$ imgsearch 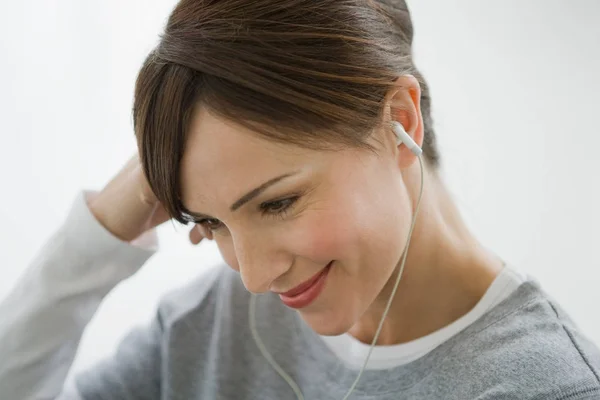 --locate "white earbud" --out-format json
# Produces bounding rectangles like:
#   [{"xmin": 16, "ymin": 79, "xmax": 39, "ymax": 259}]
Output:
[{"xmin": 391, "ymin": 121, "xmax": 422, "ymax": 157}]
